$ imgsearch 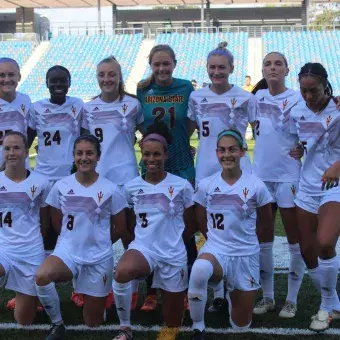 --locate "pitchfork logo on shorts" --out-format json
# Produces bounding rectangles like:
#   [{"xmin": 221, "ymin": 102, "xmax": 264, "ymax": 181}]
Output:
[
  {"xmin": 168, "ymin": 186, "xmax": 174, "ymax": 197},
  {"xmin": 230, "ymin": 98, "xmax": 237, "ymax": 109},
  {"xmin": 122, "ymin": 104, "xmax": 128, "ymax": 115},
  {"xmin": 250, "ymin": 277, "xmax": 256, "ymax": 287},
  {"xmin": 291, "ymin": 185, "xmax": 297, "ymax": 196},
  {"xmin": 97, "ymin": 191, "xmax": 104, "ymax": 203},
  {"xmin": 180, "ymin": 269, "xmax": 185, "ymax": 280},
  {"xmin": 103, "ymin": 273, "xmax": 108, "ymax": 286},
  {"xmin": 242, "ymin": 187, "xmax": 249, "ymax": 200},
  {"xmin": 30, "ymin": 185, "xmax": 37, "ymax": 198},
  {"xmin": 326, "ymin": 115, "xmax": 333, "ymax": 128},
  {"xmin": 282, "ymin": 99, "xmax": 289, "ymax": 111}
]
